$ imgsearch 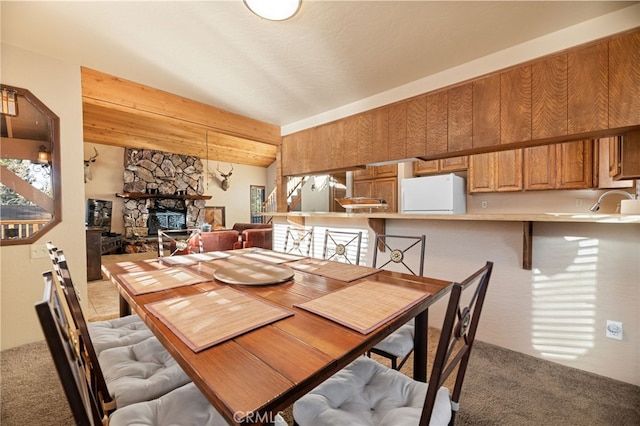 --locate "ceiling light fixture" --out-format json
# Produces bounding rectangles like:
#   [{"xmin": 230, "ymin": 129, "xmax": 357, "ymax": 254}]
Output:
[{"xmin": 243, "ymin": 0, "xmax": 301, "ymax": 21}]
